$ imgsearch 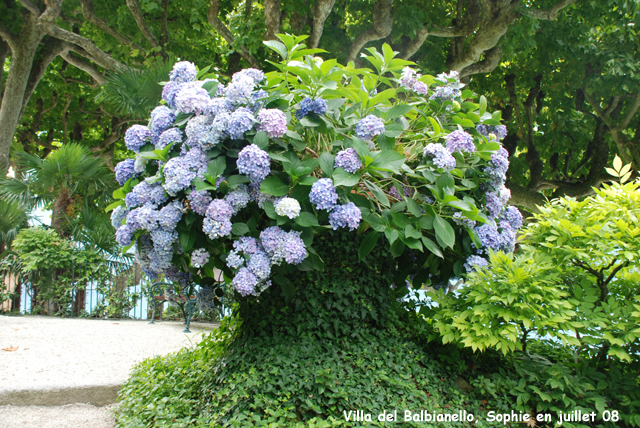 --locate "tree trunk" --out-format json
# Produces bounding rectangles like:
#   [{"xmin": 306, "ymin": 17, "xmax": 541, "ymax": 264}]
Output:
[
  {"xmin": 51, "ymin": 193, "xmax": 72, "ymax": 235},
  {"xmin": 0, "ymin": 15, "xmax": 44, "ymax": 175}
]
